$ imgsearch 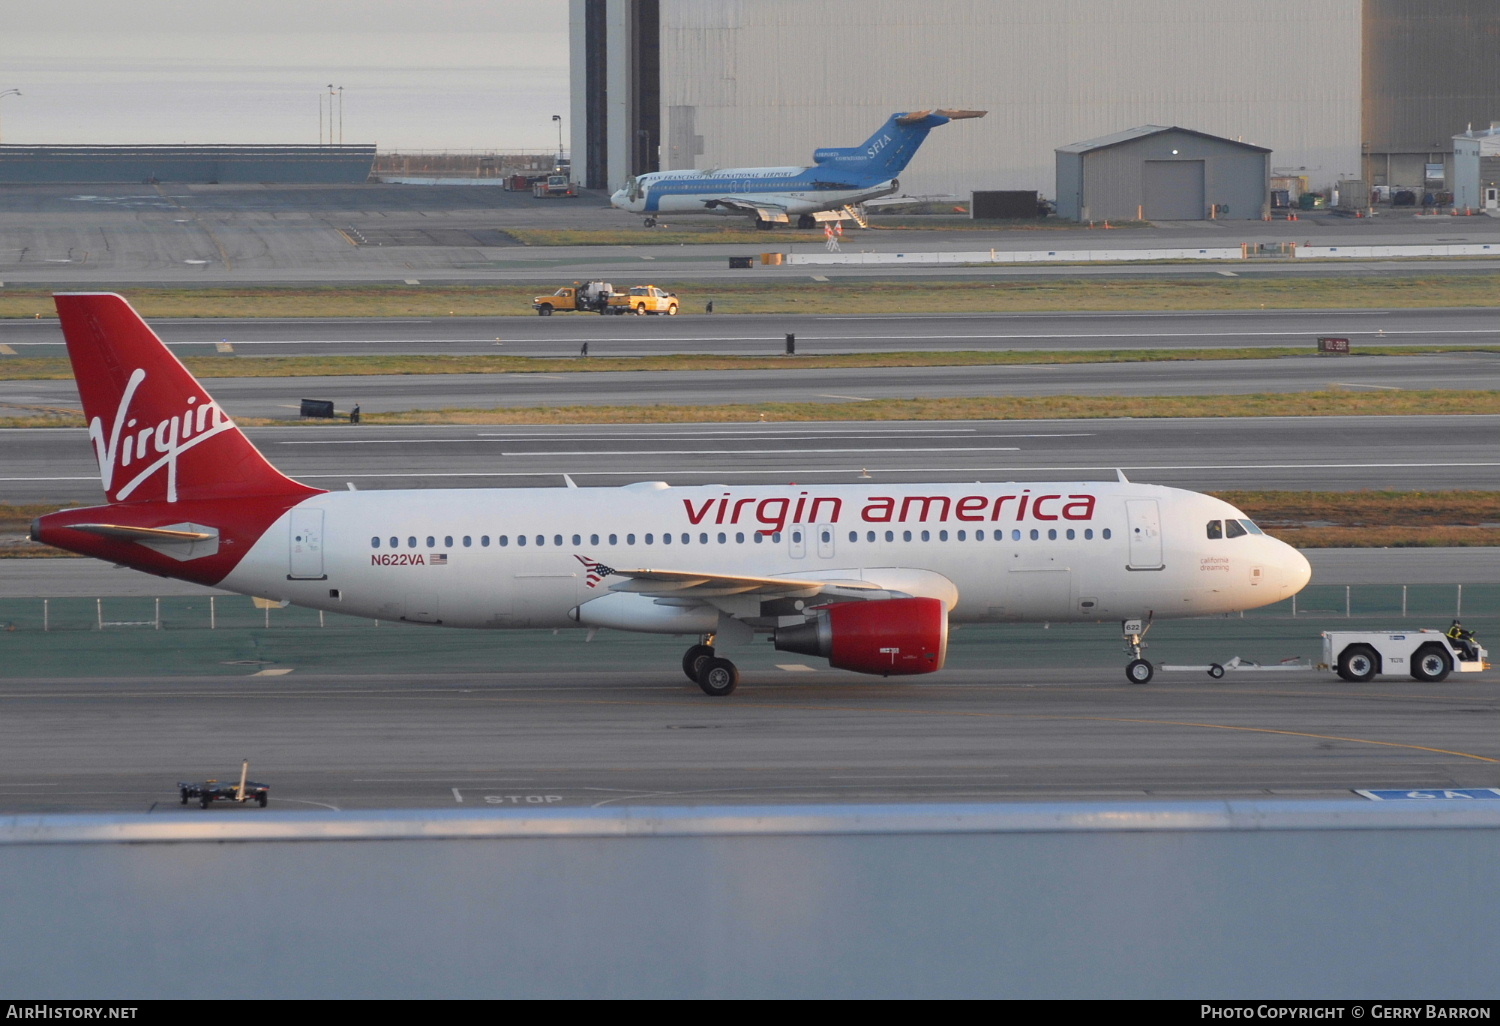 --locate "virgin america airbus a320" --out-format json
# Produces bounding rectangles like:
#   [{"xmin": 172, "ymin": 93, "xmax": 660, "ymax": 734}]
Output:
[{"xmin": 32, "ymin": 294, "xmax": 1311, "ymax": 695}]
